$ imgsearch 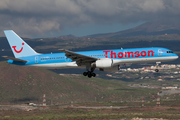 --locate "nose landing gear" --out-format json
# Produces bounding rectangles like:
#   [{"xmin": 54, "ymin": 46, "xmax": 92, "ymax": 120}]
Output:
[
  {"xmin": 155, "ymin": 69, "xmax": 159, "ymax": 72},
  {"xmin": 155, "ymin": 62, "xmax": 161, "ymax": 72}
]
